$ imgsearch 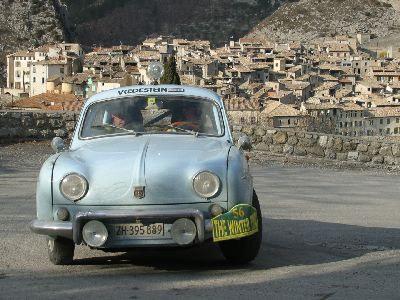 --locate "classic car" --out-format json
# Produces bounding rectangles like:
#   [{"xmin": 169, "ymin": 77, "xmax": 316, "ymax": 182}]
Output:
[{"xmin": 30, "ymin": 84, "xmax": 262, "ymax": 265}]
